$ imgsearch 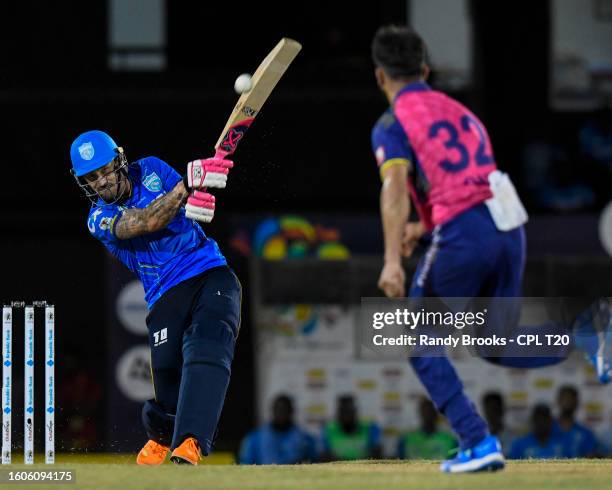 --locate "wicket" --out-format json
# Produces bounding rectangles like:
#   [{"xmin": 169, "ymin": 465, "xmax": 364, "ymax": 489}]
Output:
[{"xmin": 2, "ymin": 301, "xmax": 55, "ymax": 465}]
